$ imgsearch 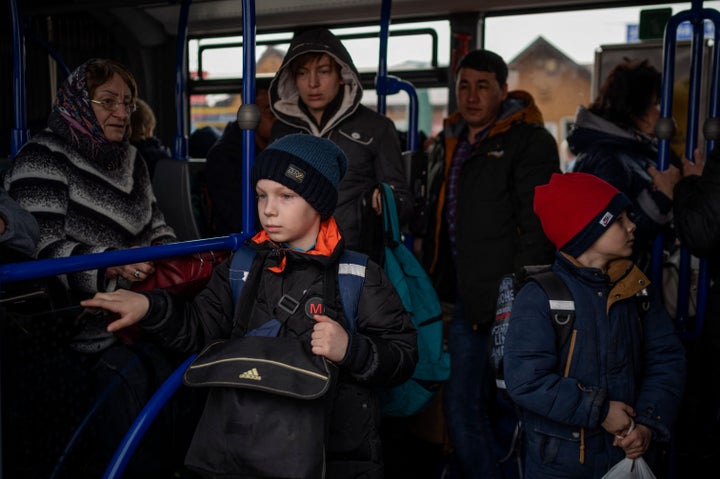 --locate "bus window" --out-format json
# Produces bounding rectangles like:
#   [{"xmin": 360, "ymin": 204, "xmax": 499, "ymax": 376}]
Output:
[
  {"xmin": 187, "ymin": 21, "xmax": 450, "ymax": 138},
  {"xmin": 483, "ymin": 1, "xmax": 720, "ymax": 153}
]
